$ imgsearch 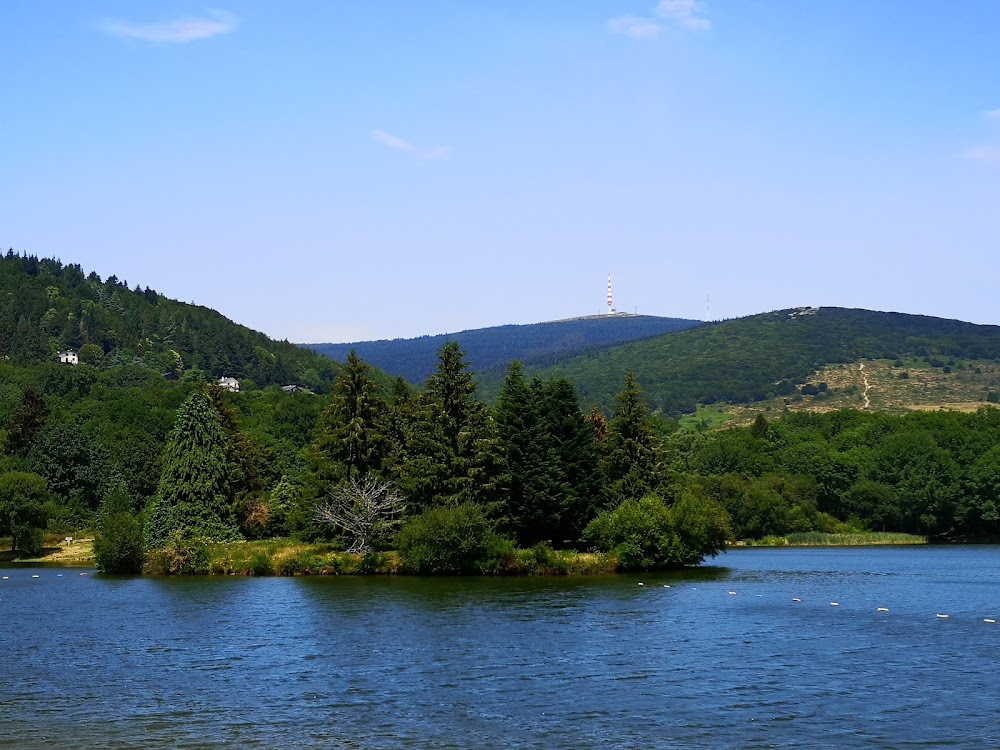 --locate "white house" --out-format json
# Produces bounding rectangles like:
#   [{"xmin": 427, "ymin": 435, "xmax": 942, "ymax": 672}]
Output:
[
  {"xmin": 218, "ymin": 376, "xmax": 240, "ymax": 392},
  {"xmin": 57, "ymin": 350, "xmax": 79, "ymax": 366}
]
